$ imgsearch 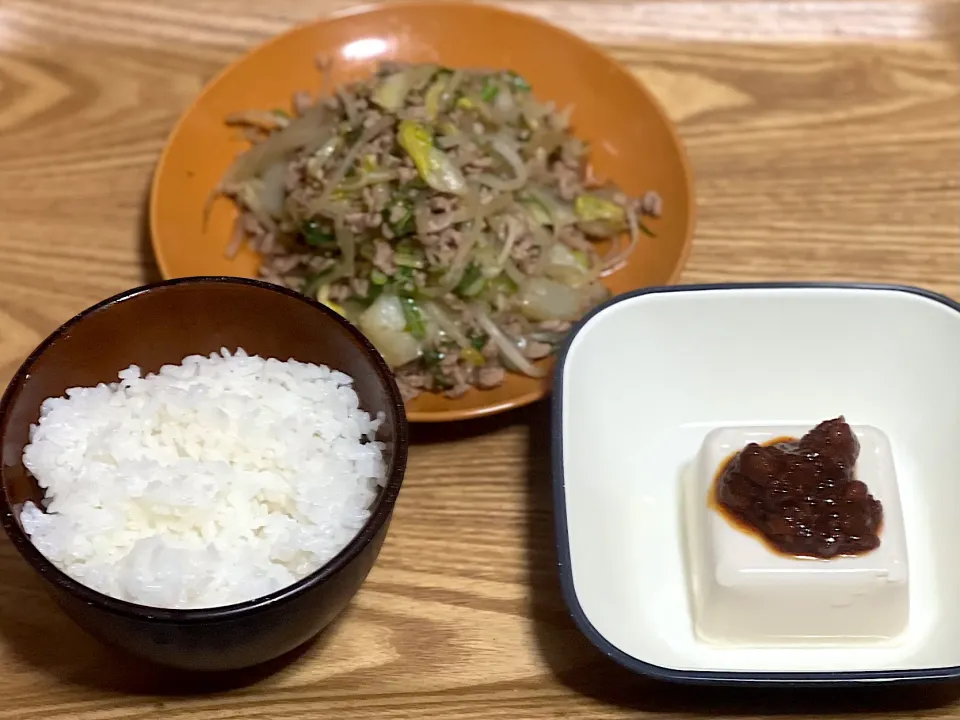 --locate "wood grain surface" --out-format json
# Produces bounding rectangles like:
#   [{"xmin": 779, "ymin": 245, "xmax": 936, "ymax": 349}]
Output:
[{"xmin": 0, "ymin": 0, "xmax": 958, "ymax": 717}]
